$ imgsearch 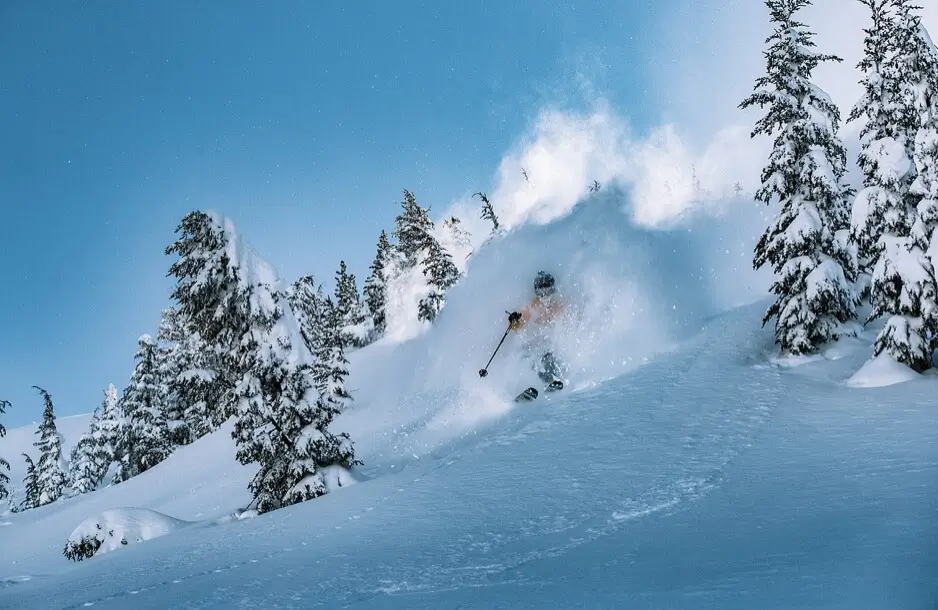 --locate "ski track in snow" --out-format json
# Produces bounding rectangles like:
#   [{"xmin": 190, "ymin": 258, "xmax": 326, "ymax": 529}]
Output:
[{"xmin": 340, "ymin": 307, "xmax": 785, "ymax": 602}]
